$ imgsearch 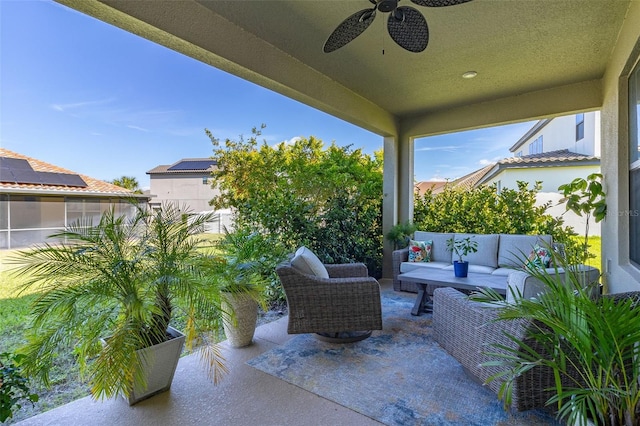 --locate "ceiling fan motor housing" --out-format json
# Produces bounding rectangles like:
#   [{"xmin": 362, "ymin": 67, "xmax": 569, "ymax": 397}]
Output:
[{"xmin": 377, "ymin": 0, "xmax": 398, "ymax": 13}]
